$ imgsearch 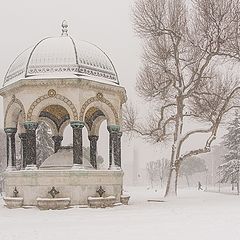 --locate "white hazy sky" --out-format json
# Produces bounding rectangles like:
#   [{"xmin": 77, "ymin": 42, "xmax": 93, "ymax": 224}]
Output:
[
  {"xmin": 0, "ymin": 0, "xmax": 226, "ymax": 177},
  {"xmin": 0, "ymin": 0, "xmax": 142, "ymax": 120}
]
